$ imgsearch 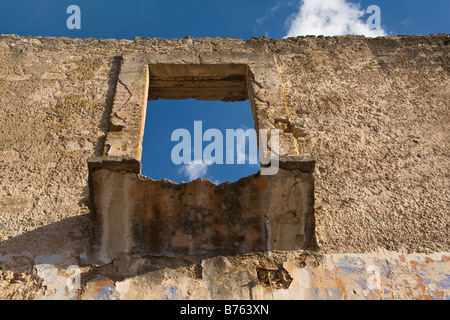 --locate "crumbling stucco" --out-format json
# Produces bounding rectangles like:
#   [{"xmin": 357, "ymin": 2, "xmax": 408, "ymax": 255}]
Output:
[
  {"xmin": 86, "ymin": 157, "xmax": 315, "ymax": 264},
  {"xmin": 0, "ymin": 34, "xmax": 449, "ymax": 299}
]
